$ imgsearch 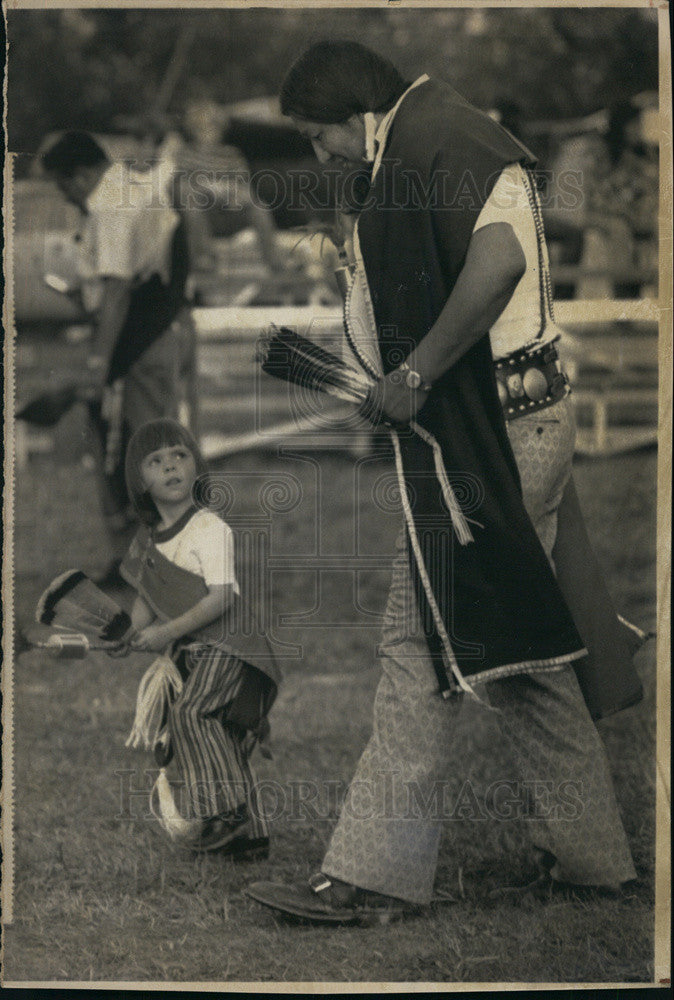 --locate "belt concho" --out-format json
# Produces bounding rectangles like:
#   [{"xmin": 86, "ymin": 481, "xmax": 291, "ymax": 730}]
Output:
[{"xmin": 494, "ymin": 342, "xmax": 570, "ymax": 421}]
